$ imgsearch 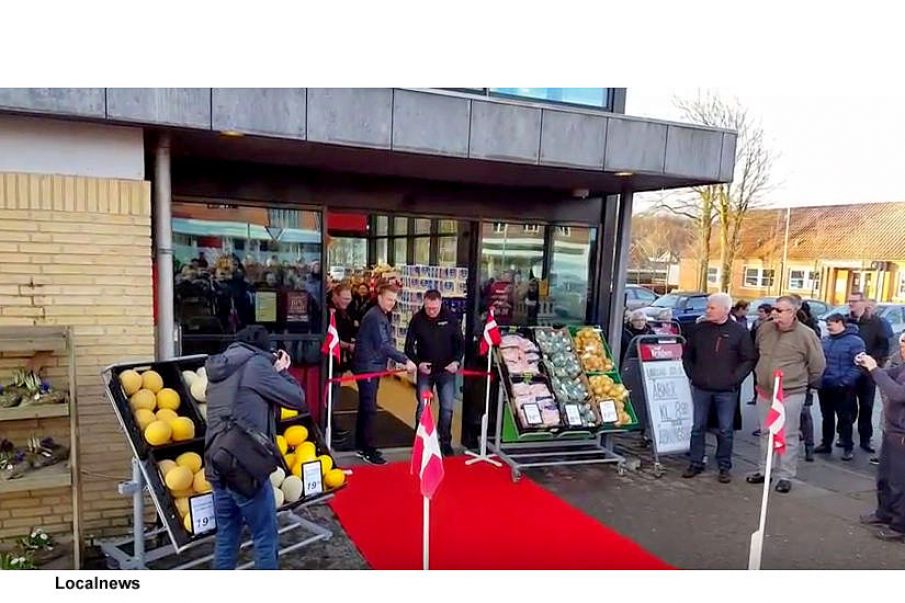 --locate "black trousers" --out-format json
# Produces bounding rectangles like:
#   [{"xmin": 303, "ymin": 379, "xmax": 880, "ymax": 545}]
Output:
[
  {"xmin": 876, "ymin": 432, "xmax": 905, "ymax": 534},
  {"xmin": 355, "ymin": 376, "xmax": 381, "ymax": 452},
  {"xmin": 854, "ymin": 375, "xmax": 877, "ymax": 446},
  {"xmin": 818, "ymin": 386, "xmax": 857, "ymax": 449}
]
